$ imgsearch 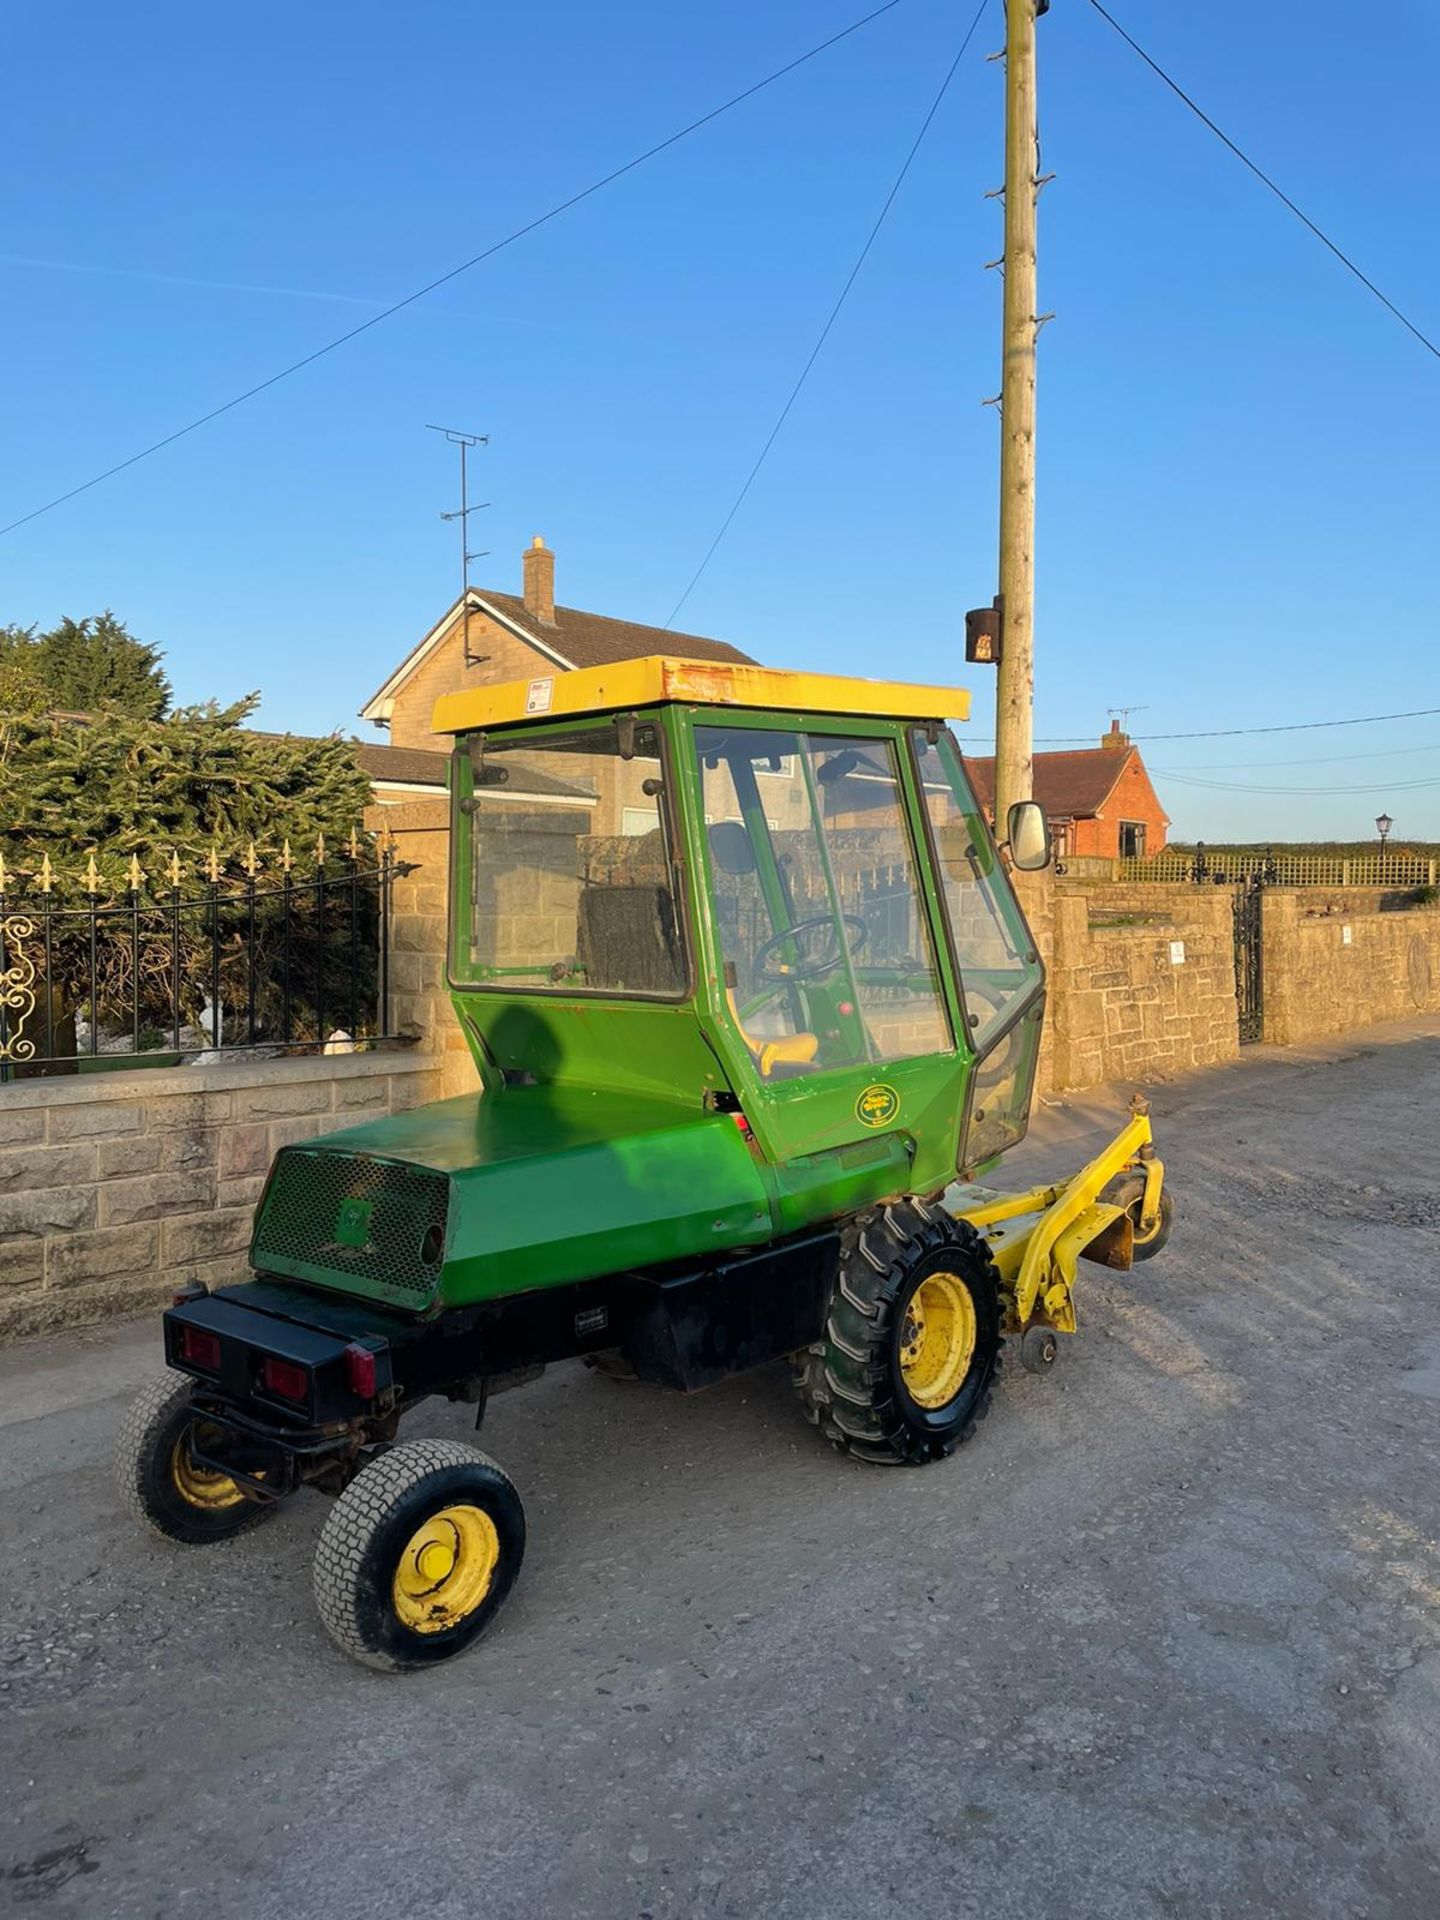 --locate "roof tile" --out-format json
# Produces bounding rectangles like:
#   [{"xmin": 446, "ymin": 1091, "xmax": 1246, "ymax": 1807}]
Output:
[
  {"xmin": 963, "ymin": 747, "xmax": 1134, "ymax": 819},
  {"xmin": 478, "ymin": 591, "xmax": 756, "ymax": 672}
]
